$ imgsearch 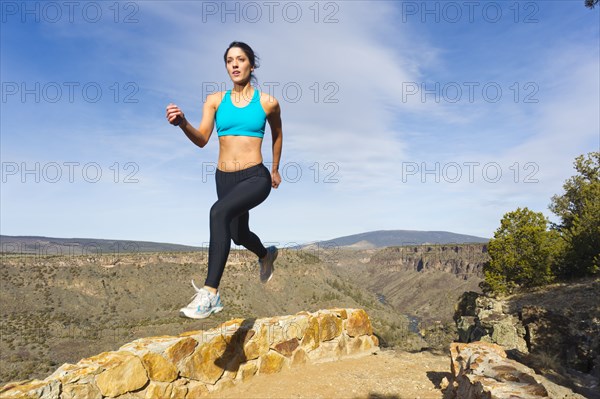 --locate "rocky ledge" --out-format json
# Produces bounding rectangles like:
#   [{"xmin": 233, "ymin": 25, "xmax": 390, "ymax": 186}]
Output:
[
  {"xmin": 0, "ymin": 308, "xmax": 378, "ymax": 399},
  {"xmin": 454, "ymin": 288, "xmax": 599, "ymax": 398},
  {"xmin": 445, "ymin": 341, "xmax": 586, "ymax": 399}
]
